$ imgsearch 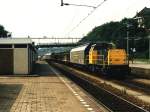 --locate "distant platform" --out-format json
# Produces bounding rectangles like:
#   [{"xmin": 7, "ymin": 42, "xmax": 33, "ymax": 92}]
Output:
[
  {"xmin": 130, "ymin": 61, "xmax": 150, "ymax": 69},
  {"xmin": 130, "ymin": 61, "xmax": 150, "ymax": 78}
]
